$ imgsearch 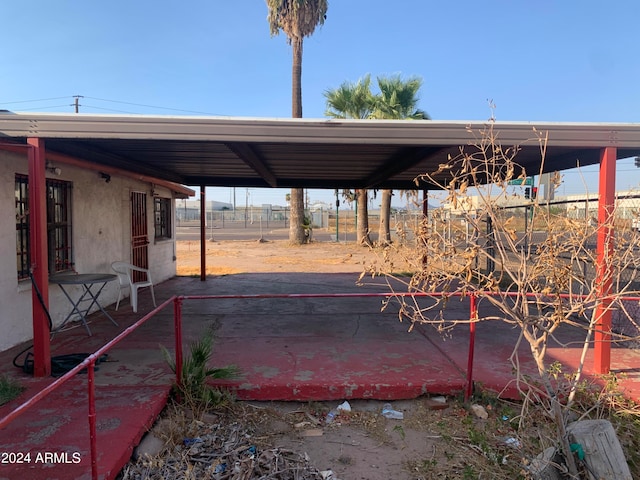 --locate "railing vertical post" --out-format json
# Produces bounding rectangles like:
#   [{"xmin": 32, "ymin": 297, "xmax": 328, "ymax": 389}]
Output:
[
  {"xmin": 87, "ymin": 358, "xmax": 98, "ymax": 480},
  {"xmin": 594, "ymin": 146, "xmax": 616, "ymax": 374},
  {"xmin": 465, "ymin": 294, "xmax": 478, "ymax": 402},
  {"xmin": 174, "ymin": 297, "xmax": 183, "ymax": 387}
]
